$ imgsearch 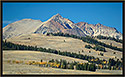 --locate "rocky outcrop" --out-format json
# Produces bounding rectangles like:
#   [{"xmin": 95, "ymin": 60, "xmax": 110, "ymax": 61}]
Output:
[{"xmin": 76, "ymin": 22, "xmax": 122, "ymax": 39}]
